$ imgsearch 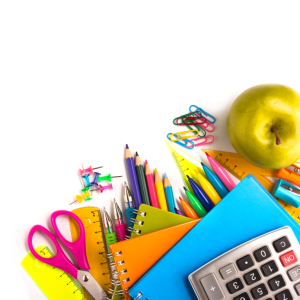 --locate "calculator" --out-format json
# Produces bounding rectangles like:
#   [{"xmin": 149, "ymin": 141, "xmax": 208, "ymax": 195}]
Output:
[{"xmin": 189, "ymin": 227, "xmax": 300, "ymax": 300}]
